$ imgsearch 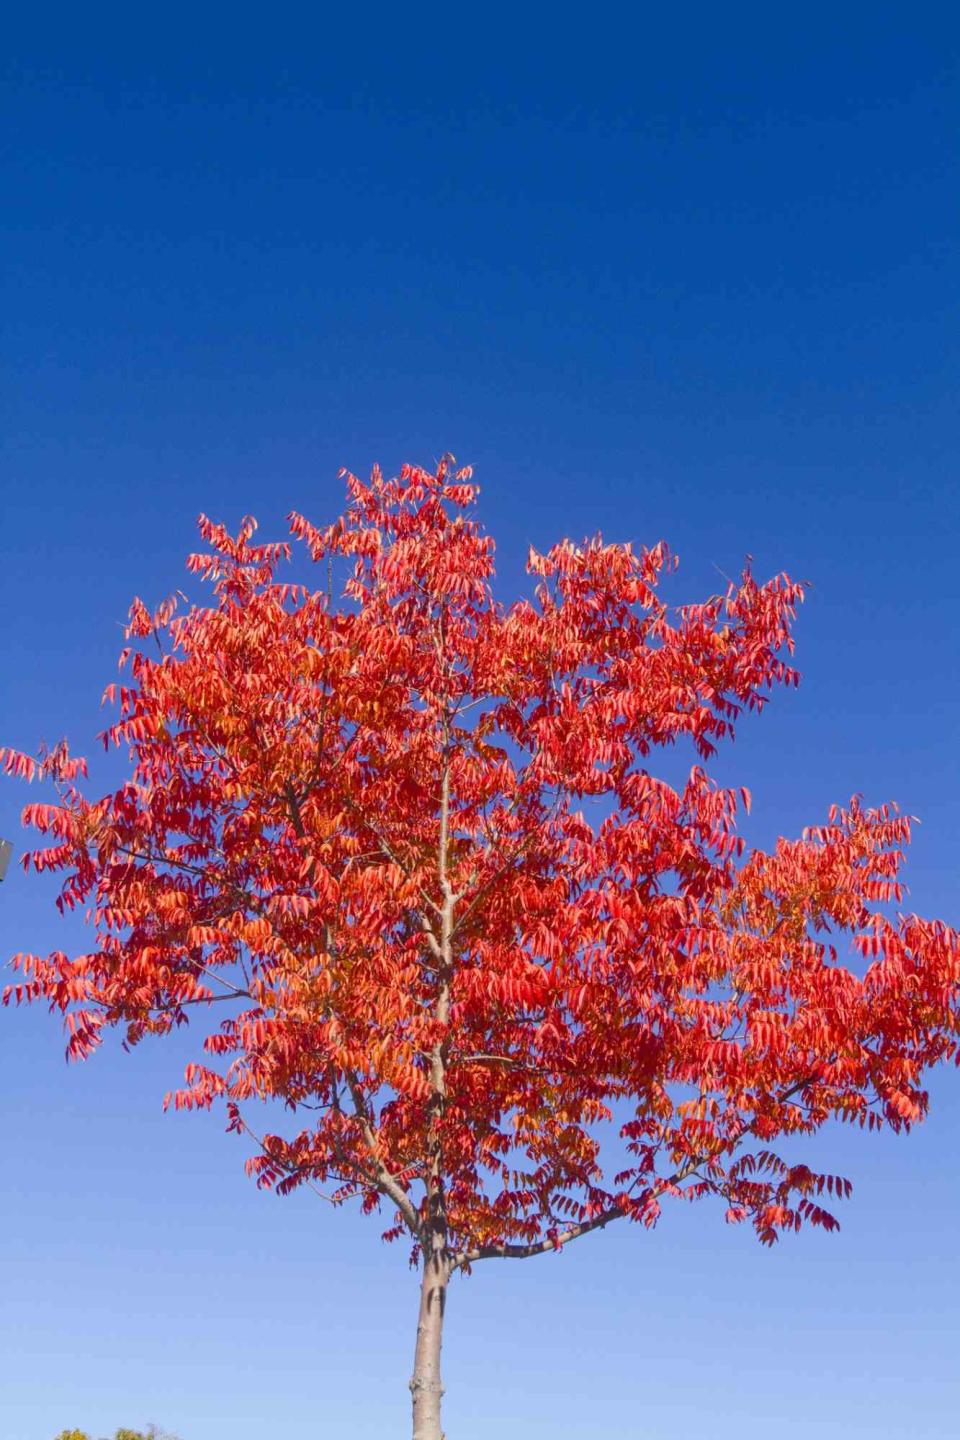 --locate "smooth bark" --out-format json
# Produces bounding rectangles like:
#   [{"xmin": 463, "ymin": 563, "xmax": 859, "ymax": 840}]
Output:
[{"xmin": 410, "ymin": 1250, "xmax": 449, "ymax": 1440}]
